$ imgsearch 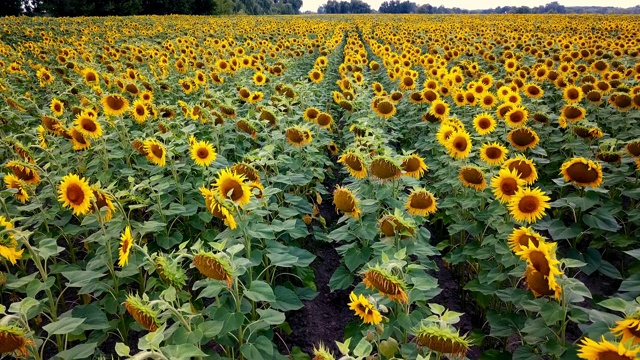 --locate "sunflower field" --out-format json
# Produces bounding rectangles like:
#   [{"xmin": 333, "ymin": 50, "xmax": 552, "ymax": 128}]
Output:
[{"xmin": 1, "ymin": 13, "xmax": 640, "ymax": 360}]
